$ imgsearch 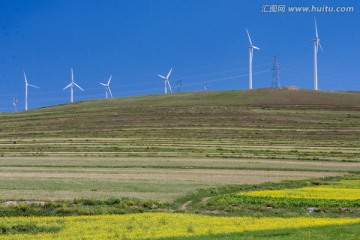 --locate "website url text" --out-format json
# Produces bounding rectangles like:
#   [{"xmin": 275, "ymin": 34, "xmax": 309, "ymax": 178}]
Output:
[{"xmin": 262, "ymin": 5, "xmax": 355, "ymax": 13}]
